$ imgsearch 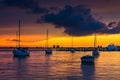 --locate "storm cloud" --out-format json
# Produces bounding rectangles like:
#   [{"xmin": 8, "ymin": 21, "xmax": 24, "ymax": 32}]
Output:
[
  {"xmin": 1, "ymin": 0, "xmax": 120, "ymax": 36},
  {"xmin": 39, "ymin": 5, "xmax": 106, "ymax": 36},
  {"xmin": 37, "ymin": 5, "xmax": 120, "ymax": 36},
  {"xmin": 1, "ymin": 0, "xmax": 48, "ymax": 14},
  {"xmin": 103, "ymin": 21, "xmax": 120, "ymax": 34}
]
